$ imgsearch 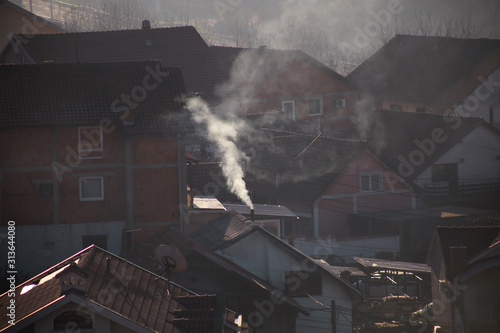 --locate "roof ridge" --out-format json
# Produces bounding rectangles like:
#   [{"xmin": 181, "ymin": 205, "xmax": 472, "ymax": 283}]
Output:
[{"xmin": 15, "ymin": 25, "xmax": 195, "ymax": 38}]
